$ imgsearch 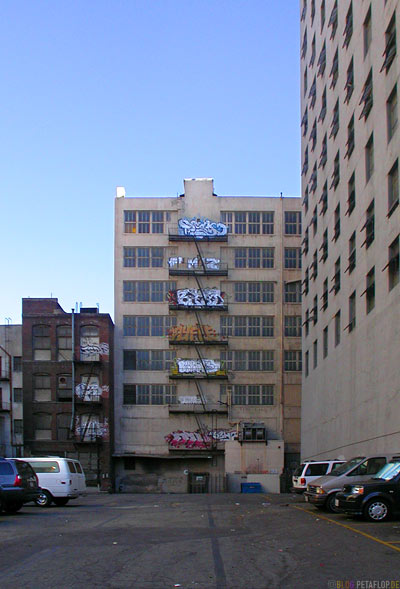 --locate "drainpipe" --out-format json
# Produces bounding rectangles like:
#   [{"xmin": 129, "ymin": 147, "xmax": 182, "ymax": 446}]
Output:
[
  {"xmin": 70, "ymin": 310, "xmax": 75, "ymax": 435},
  {"xmin": 0, "ymin": 344, "xmax": 13, "ymax": 455},
  {"xmin": 279, "ymin": 195, "xmax": 285, "ymax": 444}
]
